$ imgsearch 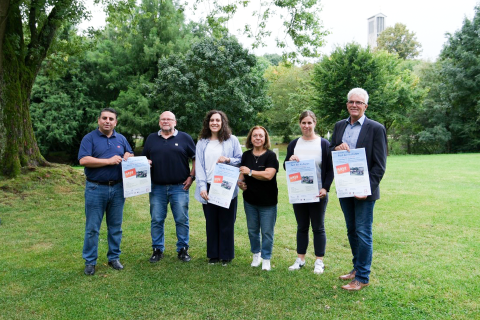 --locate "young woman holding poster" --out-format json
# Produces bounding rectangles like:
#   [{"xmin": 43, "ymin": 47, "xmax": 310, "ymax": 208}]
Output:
[
  {"xmin": 194, "ymin": 110, "xmax": 242, "ymax": 266},
  {"xmin": 284, "ymin": 110, "xmax": 334, "ymax": 274},
  {"xmin": 237, "ymin": 126, "xmax": 279, "ymax": 271}
]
